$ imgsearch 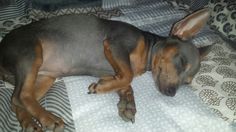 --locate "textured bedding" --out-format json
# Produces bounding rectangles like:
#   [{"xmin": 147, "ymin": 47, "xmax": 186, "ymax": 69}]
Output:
[
  {"xmin": 0, "ymin": 0, "xmax": 236, "ymax": 132},
  {"xmin": 192, "ymin": 40, "xmax": 236, "ymax": 123},
  {"xmin": 64, "ymin": 73, "xmax": 235, "ymax": 132},
  {"xmin": 0, "ymin": 80, "xmax": 75, "ymax": 131}
]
